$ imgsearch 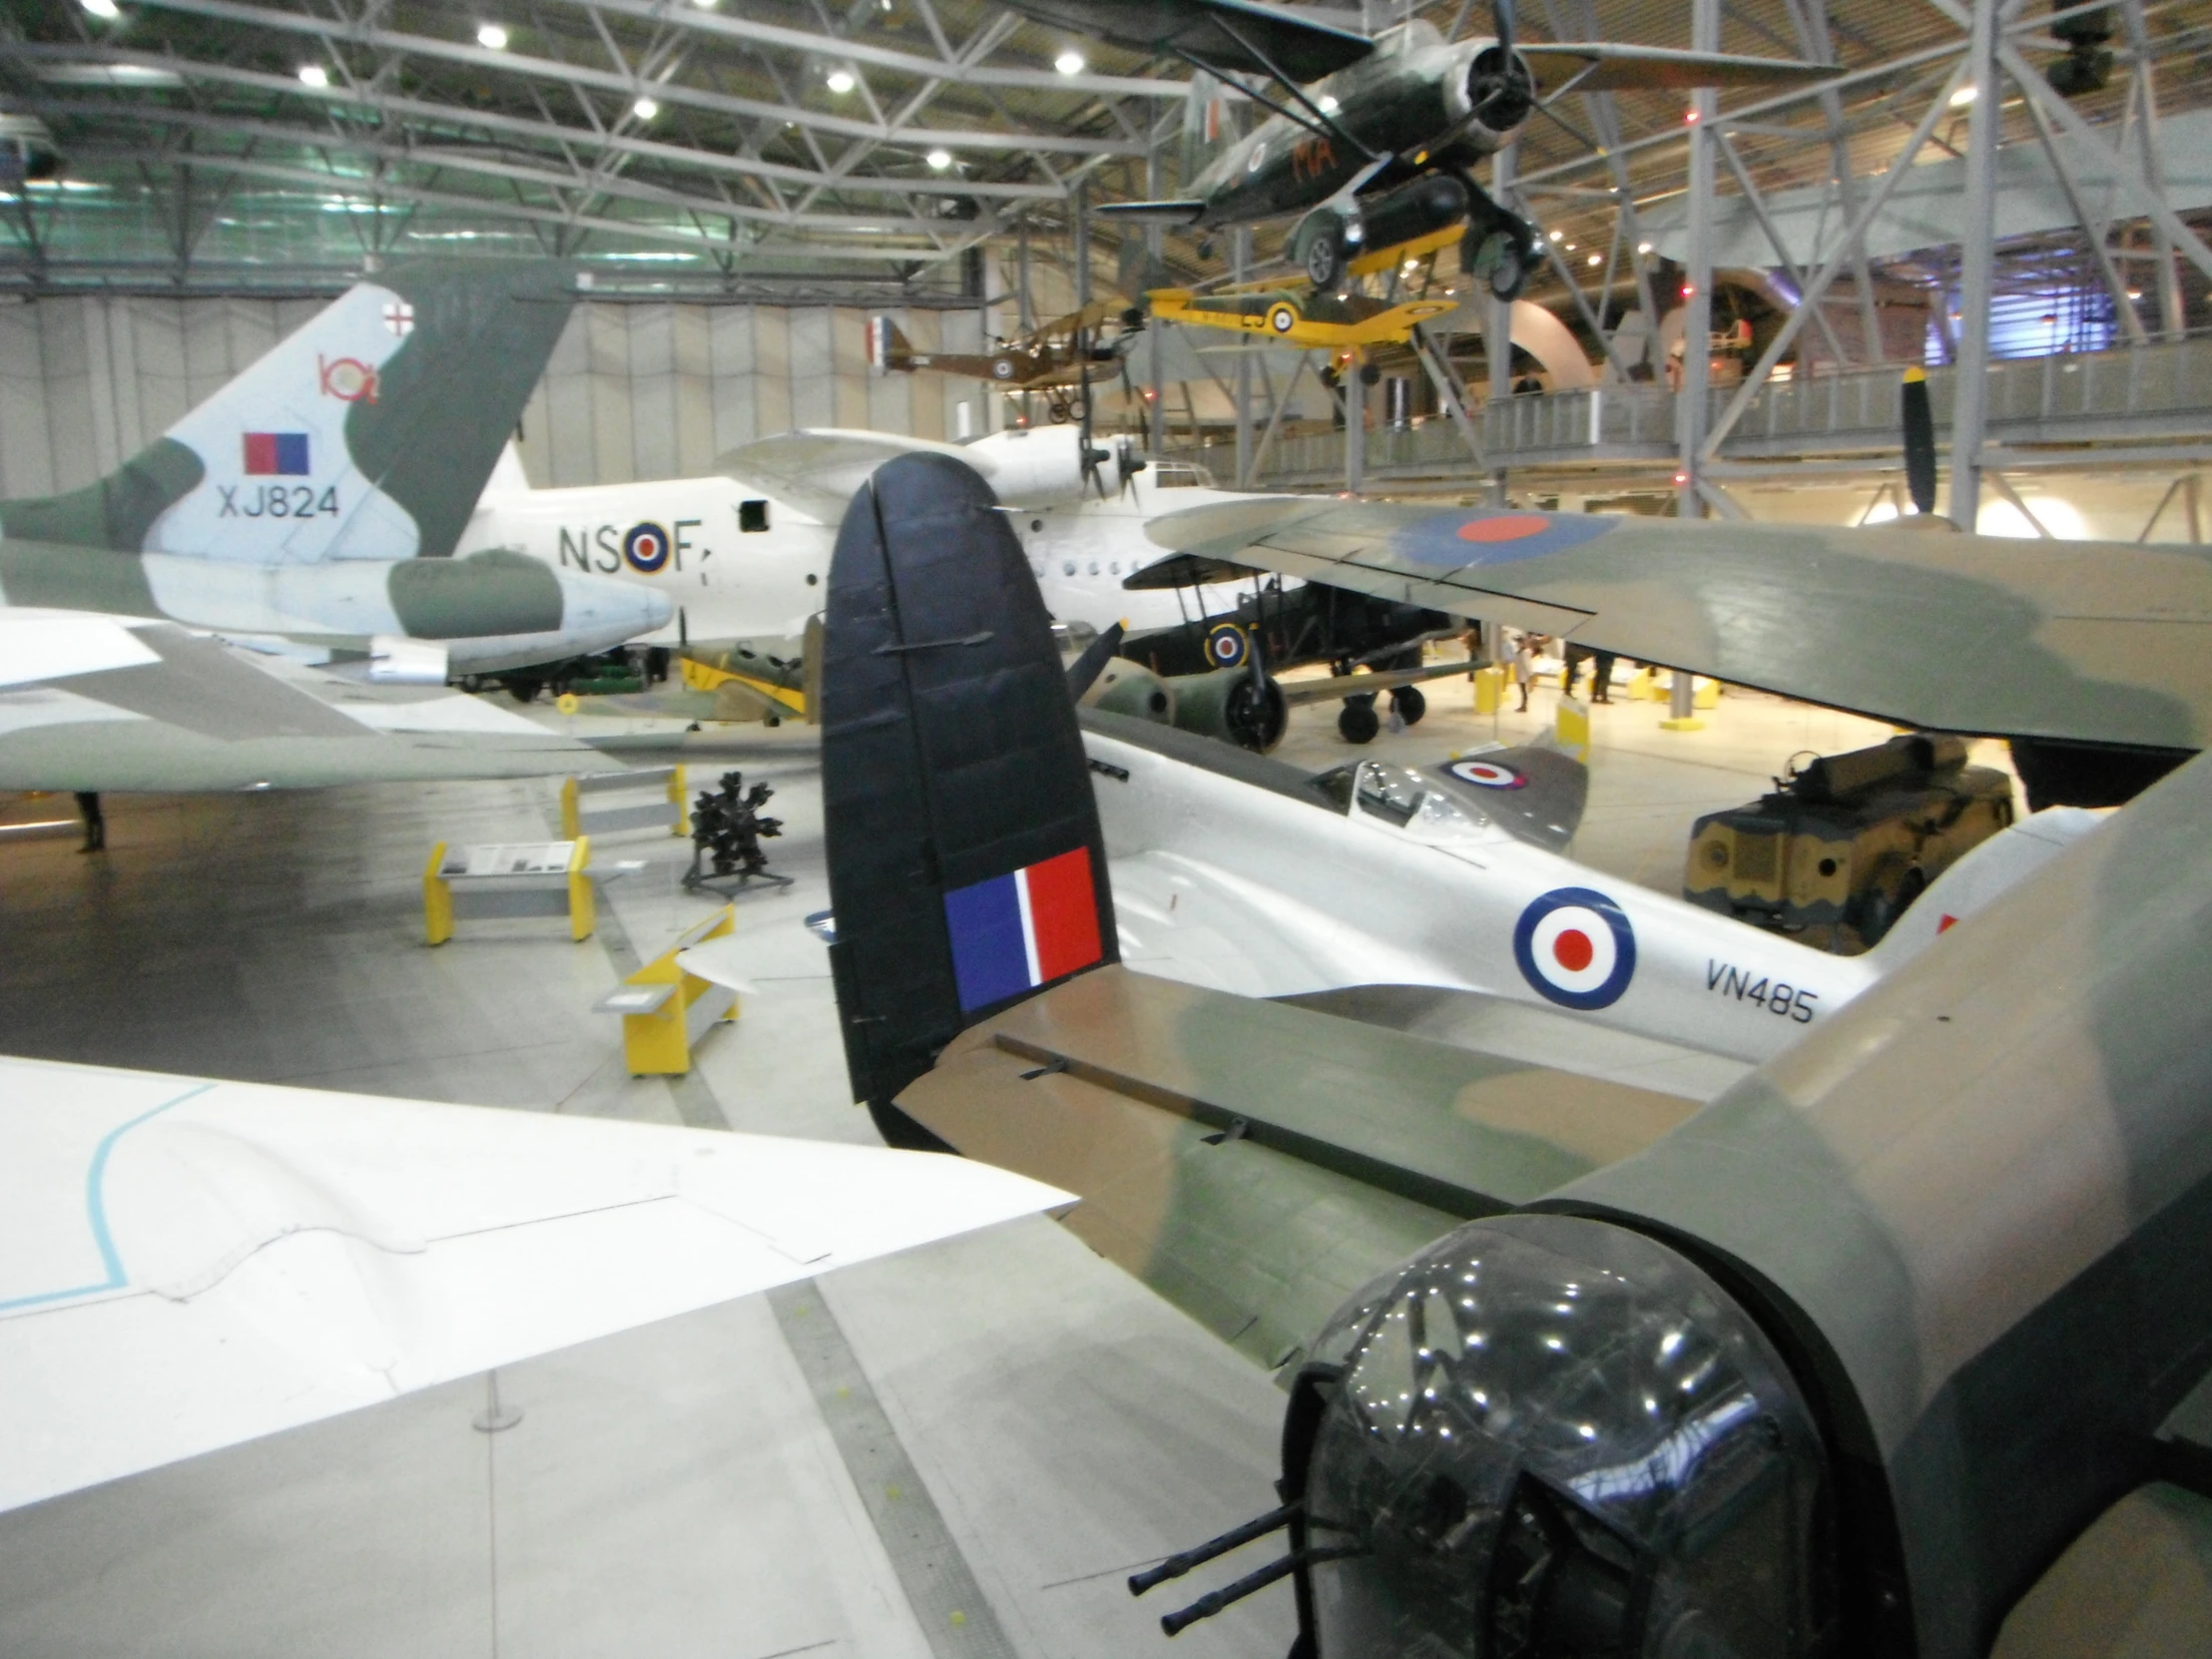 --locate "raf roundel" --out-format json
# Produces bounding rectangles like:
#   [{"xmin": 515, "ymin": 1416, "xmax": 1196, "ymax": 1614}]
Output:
[
  {"xmin": 622, "ymin": 521, "xmax": 672, "ymax": 574},
  {"xmin": 1205, "ymin": 621, "xmax": 1251, "ymax": 669},
  {"xmin": 1513, "ymin": 886, "xmax": 1636, "ymax": 1010},
  {"xmin": 1447, "ymin": 757, "xmax": 1526, "ymax": 791}
]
